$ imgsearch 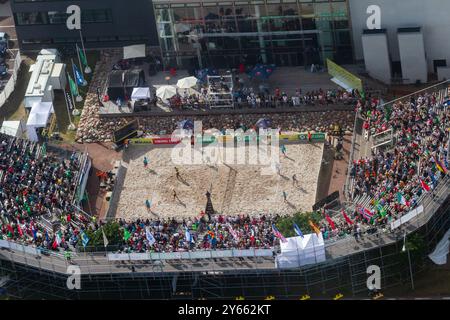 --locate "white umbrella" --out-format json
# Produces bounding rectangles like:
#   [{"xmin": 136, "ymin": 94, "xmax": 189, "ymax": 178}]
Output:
[
  {"xmin": 177, "ymin": 76, "xmax": 198, "ymax": 89},
  {"xmin": 156, "ymin": 85, "xmax": 177, "ymax": 100}
]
